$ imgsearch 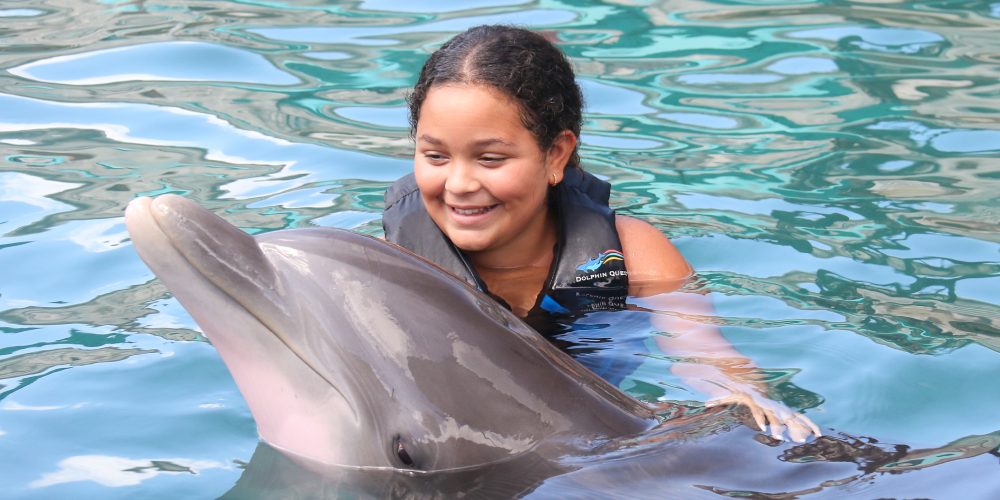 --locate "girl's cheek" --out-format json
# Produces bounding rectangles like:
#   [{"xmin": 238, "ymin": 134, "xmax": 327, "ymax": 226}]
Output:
[{"xmin": 414, "ymin": 166, "xmax": 444, "ymax": 196}]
